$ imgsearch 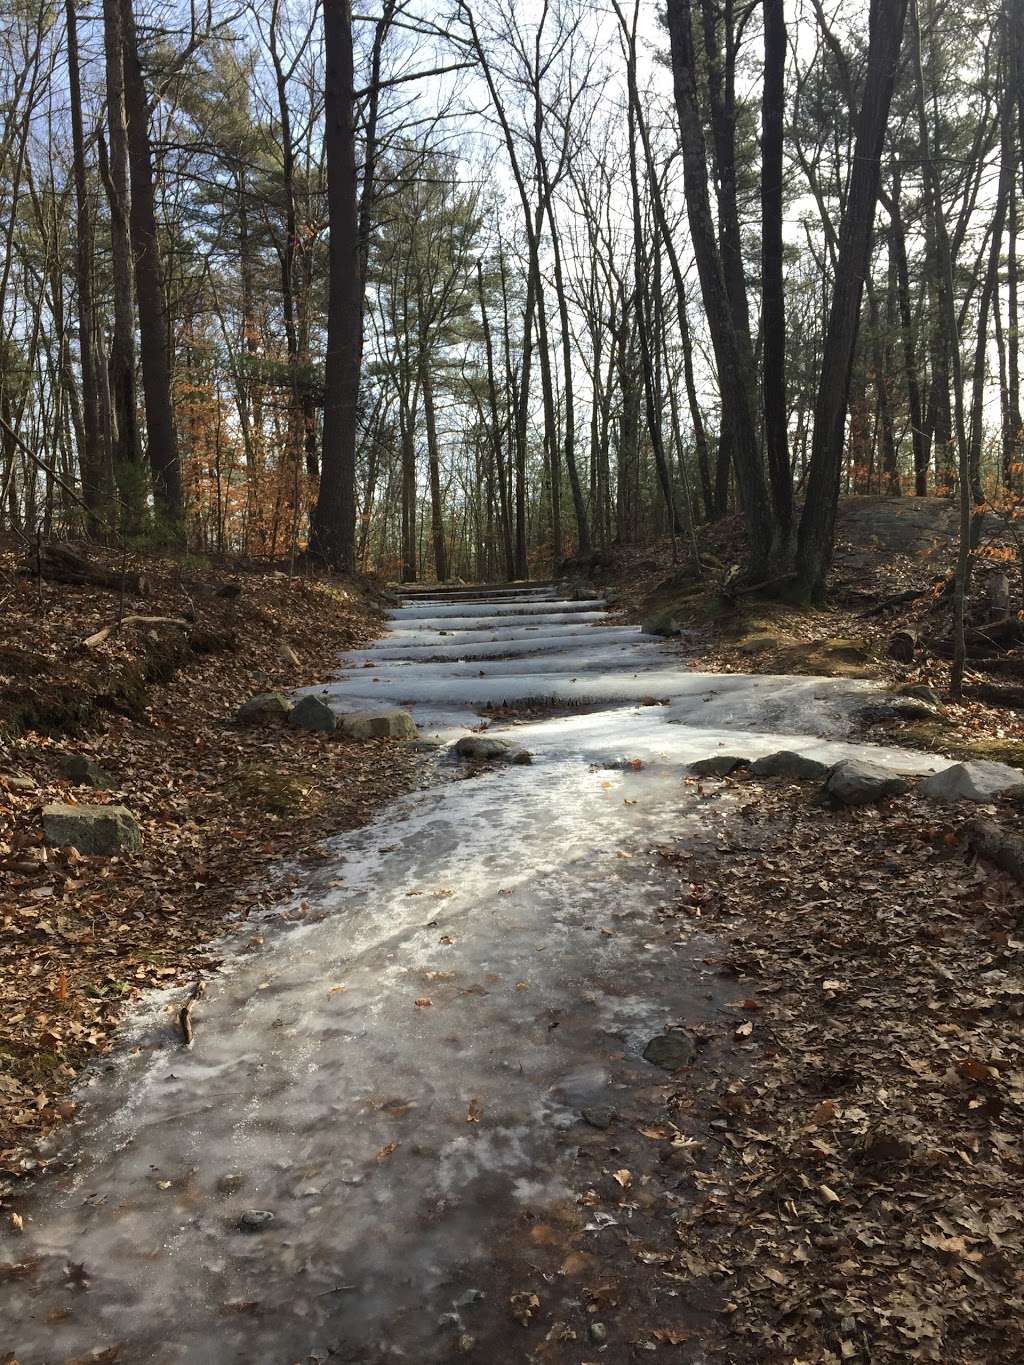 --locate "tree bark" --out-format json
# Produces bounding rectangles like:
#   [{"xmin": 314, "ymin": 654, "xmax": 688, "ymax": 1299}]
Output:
[
  {"xmin": 886, "ymin": 171, "xmax": 929, "ymax": 494},
  {"xmin": 793, "ymin": 0, "xmax": 910, "ymax": 602},
  {"xmin": 545, "ymin": 193, "xmax": 590, "ymax": 555},
  {"xmin": 100, "ymin": 0, "xmax": 143, "ymax": 530},
  {"xmin": 120, "ymin": 0, "xmax": 184, "ymax": 530},
  {"xmin": 761, "ymin": 0, "xmax": 792, "ymax": 540},
  {"xmin": 66, "ymin": 0, "xmax": 109, "ymax": 533},
  {"xmin": 311, "ymin": 0, "xmax": 360, "ymax": 572},
  {"xmin": 666, "ymin": 0, "xmax": 778, "ymax": 578},
  {"xmin": 420, "ymin": 360, "xmax": 449, "ymax": 582}
]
